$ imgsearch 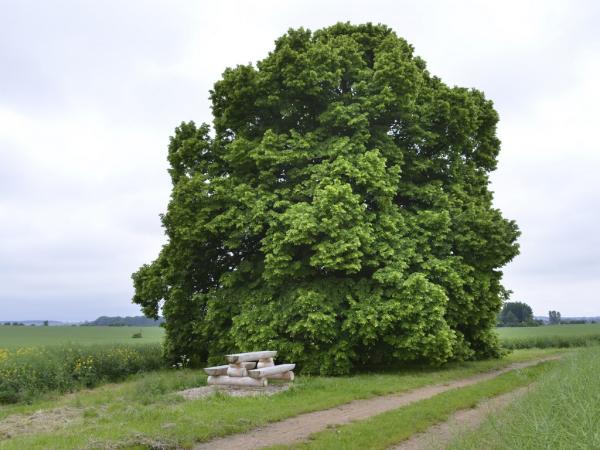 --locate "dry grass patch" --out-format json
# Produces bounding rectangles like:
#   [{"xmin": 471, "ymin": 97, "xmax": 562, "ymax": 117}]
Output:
[{"xmin": 0, "ymin": 406, "xmax": 82, "ymax": 439}]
